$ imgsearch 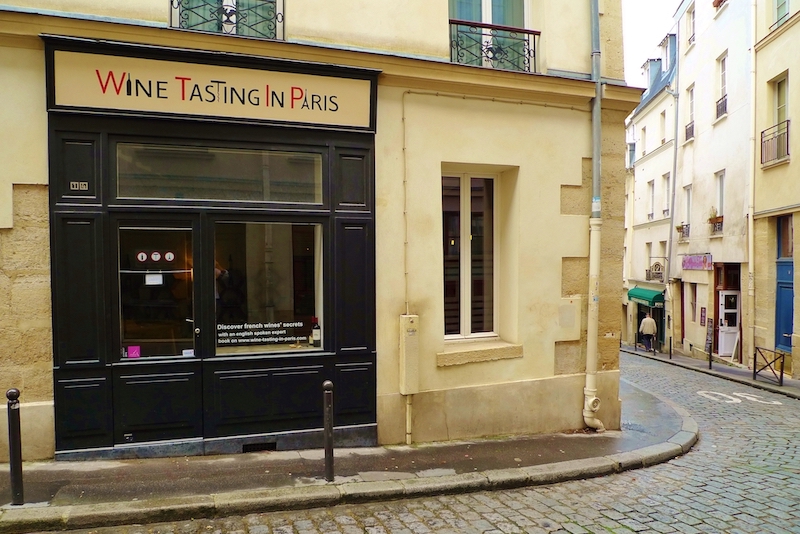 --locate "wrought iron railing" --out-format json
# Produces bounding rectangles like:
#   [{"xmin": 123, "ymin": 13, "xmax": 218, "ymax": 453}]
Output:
[
  {"xmin": 170, "ymin": 0, "xmax": 283, "ymax": 39},
  {"xmin": 762, "ymin": 120, "xmax": 790, "ymax": 165},
  {"xmin": 688, "ymin": 33, "xmax": 695, "ymax": 45},
  {"xmin": 676, "ymin": 223, "xmax": 690, "ymax": 240},
  {"xmin": 449, "ymin": 19, "xmax": 540, "ymax": 73},
  {"xmin": 716, "ymin": 94, "xmax": 727, "ymax": 119},
  {"xmin": 769, "ymin": 12, "xmax": 790, "ymax": 31},
  {"xmin": 685, "ymin": 121, "xmax": 694, "ymax": 141},
  {"xmin": 709, "ymin": 216, "xmax": 723, "ymax": 235}
]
